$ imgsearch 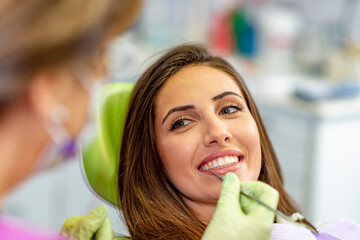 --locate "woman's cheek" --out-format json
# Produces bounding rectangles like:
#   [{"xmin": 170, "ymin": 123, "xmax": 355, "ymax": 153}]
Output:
[{"xmin": 163, "ymin": 136, "xmax": 195, "ymax": 168}]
